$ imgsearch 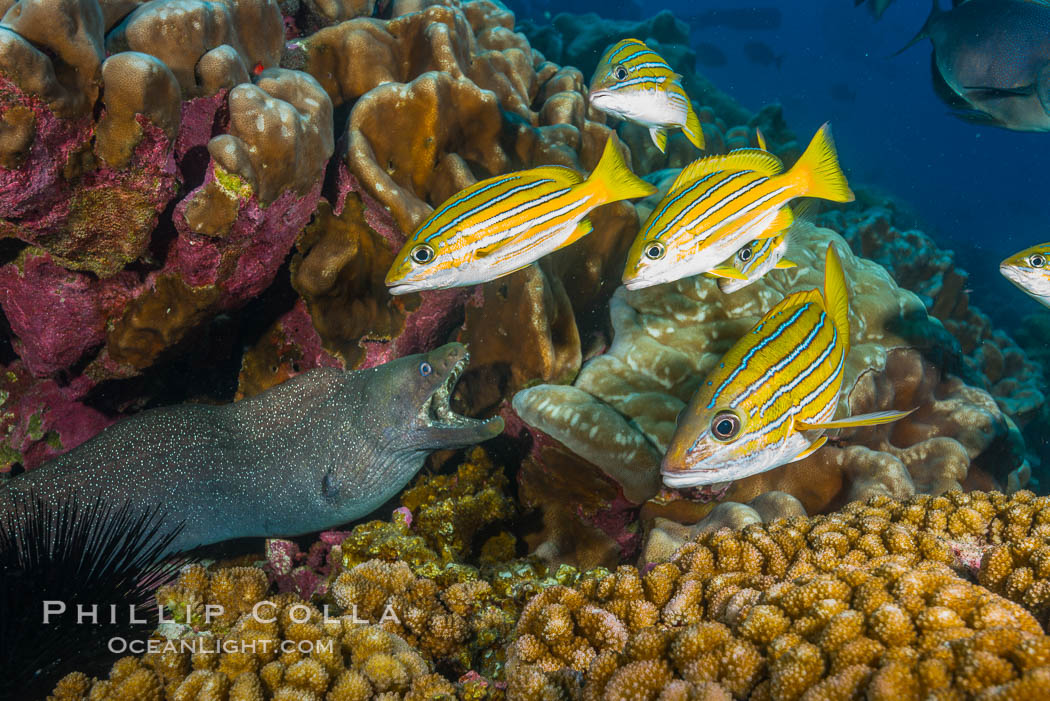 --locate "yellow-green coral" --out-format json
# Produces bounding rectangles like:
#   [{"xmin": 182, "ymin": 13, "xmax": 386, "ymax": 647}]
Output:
[
  {"xmin": 338, "ymin": 447, "xmax": 516, "ymax": 572},
  {"xmin": 400, "ymin": 447, "xmax": 517, "ymax": 564}
]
